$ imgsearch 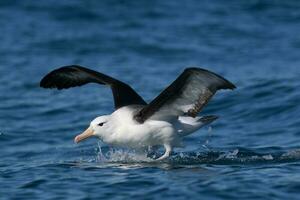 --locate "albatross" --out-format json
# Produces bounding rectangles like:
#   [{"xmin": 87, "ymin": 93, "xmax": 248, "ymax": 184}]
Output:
[{"xmin": 40, "ymin": 65, "xmax": 235, "ymax": 160}]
